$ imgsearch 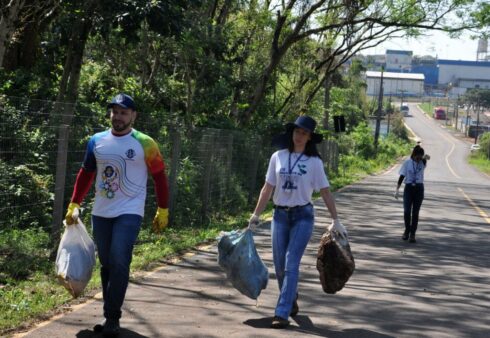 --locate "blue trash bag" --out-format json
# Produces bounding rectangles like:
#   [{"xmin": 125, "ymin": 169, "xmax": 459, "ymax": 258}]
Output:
[{"xmin": 218, "ymin": 229, "xmax": 268, "ymax": 299}]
